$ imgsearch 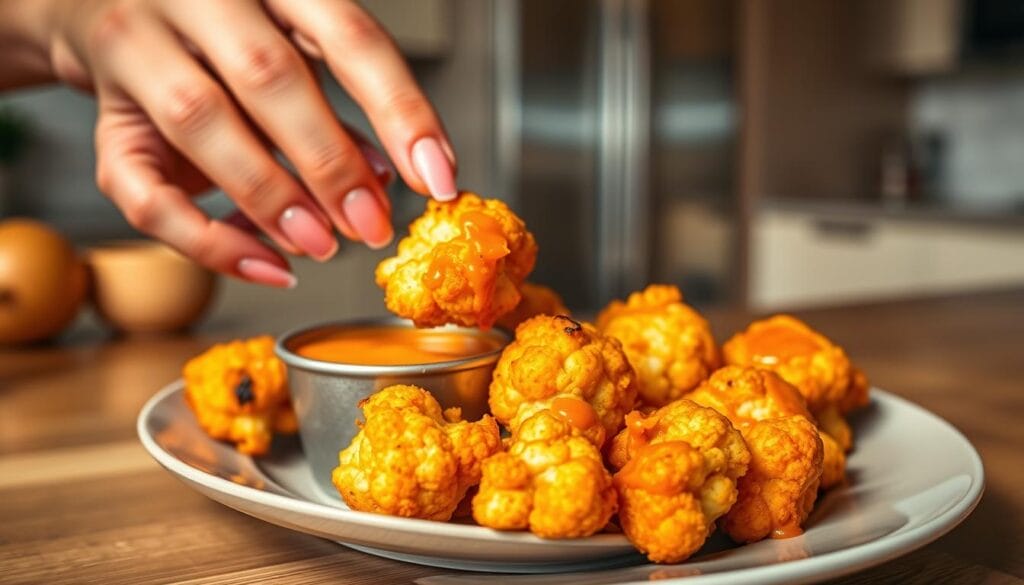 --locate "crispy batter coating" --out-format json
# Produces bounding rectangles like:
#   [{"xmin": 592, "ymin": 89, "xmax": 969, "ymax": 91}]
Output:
[
  {"xmin": 375, "ymin": 192, "xmax": 538, "ymax": 329},
  {"xmin": 686, "ymin": 365, "xmax": 846, "ymax": 488},
  {"xmin": 496, "ymin": 282, "xmax": 569, "ymax": 332},
  {"xmin": 608, "ymin": 399, "xmax": 749, "ymax": 563},
  {"xmin": 597, "ymin": 285, "xmax": 720, "ymax": 408},
  {"xmin": 333, "ymin": 385, "xmax": 501, "ymax": 521},
  {"xmin": 472, "ymin": 410, "xmax": 617, "ymax": 538},
  {"xmin": 723, "ymin": 315, "xmax": 869, "ymax": 450},
  {"xmin": 183, "ymin": 336, "xmax": 296, "ymax": 455},
  {"xmin": 720, "ymin": 416, "xmax": 824, "ymax": 543},
  {"xmin": 489, "ymin": 315, "xmax": 638, "ymax": 447}
]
